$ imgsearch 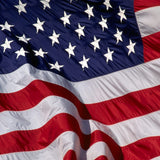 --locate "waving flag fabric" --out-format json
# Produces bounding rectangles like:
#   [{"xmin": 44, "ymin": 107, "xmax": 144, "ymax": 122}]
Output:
[{"xmin": 0, "ymin": 0, "xmax": 160, "ymax": 159}]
